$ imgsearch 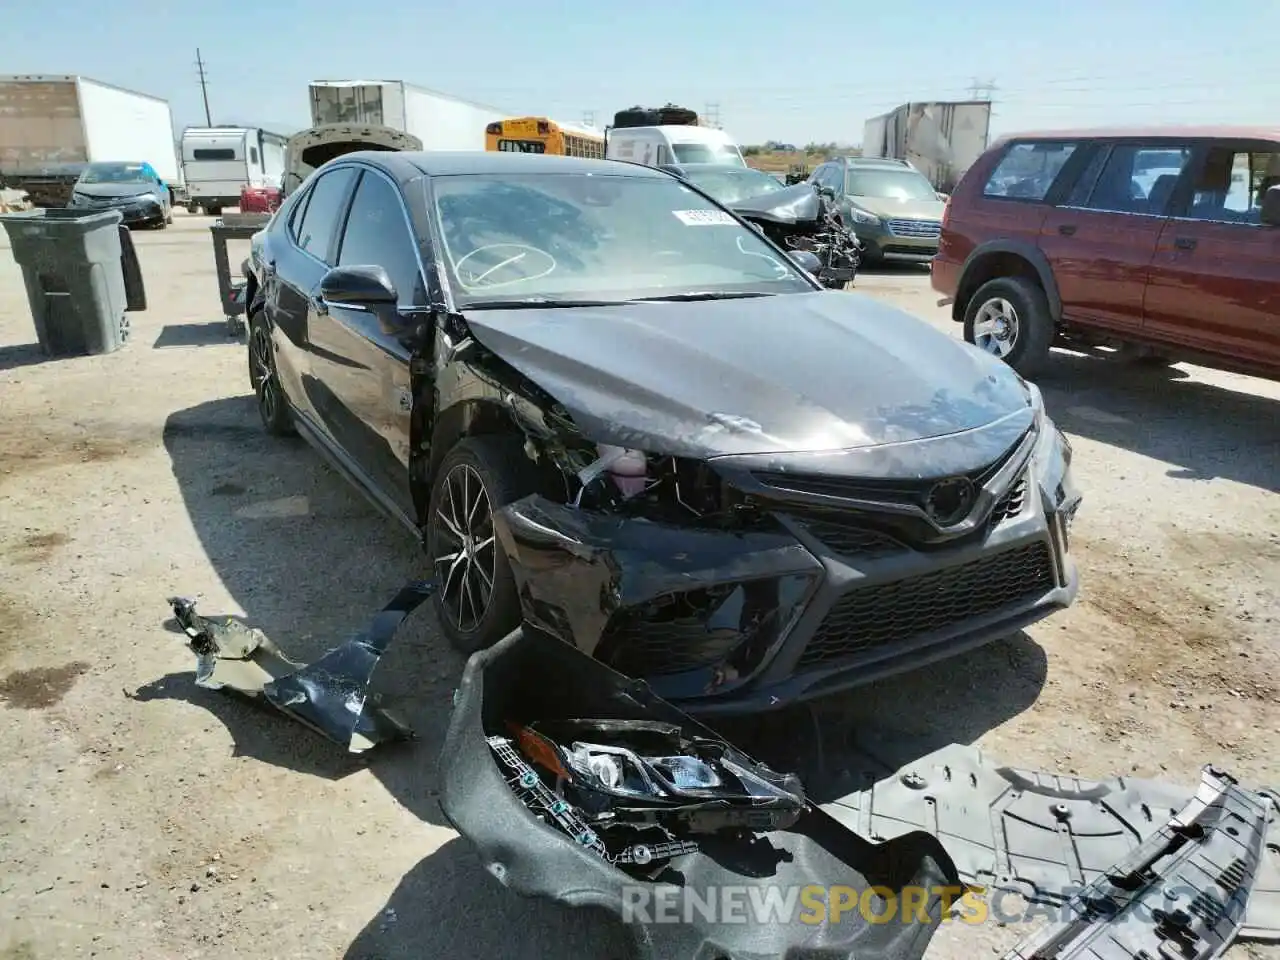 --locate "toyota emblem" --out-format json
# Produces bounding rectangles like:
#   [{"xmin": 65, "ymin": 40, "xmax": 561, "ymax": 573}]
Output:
[{"xmin": 924, "ymin": 477, "xmax": 977, "ymax": 526}]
